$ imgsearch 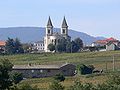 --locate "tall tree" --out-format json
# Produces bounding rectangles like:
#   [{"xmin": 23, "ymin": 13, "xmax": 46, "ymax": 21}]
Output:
[
  {"xmin": 56, "ymin": 38, "xmax": 67, "ymax": 52},
  {"xmin": 0, "ymin": 59, "xmax": 13, "ymax": 90},
  {"xmin": 5, "ymin": 38, "xmax": 24, "ymax": 54},
  {"xmin": 74, "ymin": 38, "xmax": 83, "ymax": 51},
  {"xmin": 48, "ymin": 43, "xmax": 55, "ymax": 52}
]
